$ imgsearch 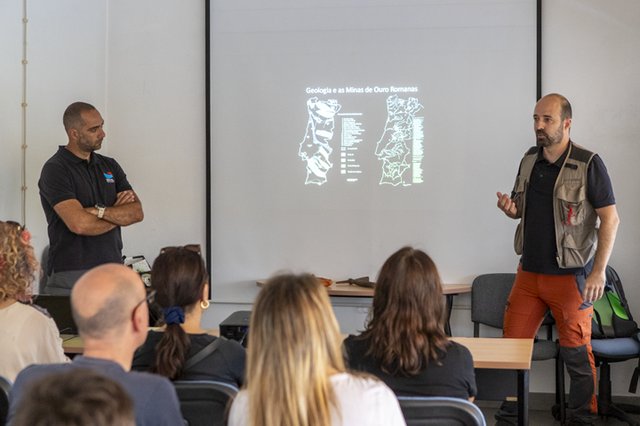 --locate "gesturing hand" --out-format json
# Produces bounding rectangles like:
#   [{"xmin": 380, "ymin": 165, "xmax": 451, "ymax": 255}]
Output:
[{"xmin": 496, "ymin": 192, "xmax": 518, "ymax": 218}]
